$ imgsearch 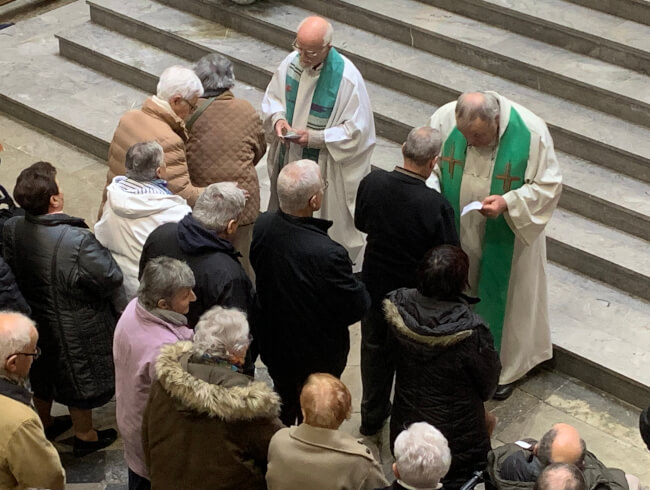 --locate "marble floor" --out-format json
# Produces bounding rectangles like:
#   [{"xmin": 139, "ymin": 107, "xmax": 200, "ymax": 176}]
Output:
[{"xmin": 1, "ymin": 113, "xmax": 649, "ymax": 488}]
